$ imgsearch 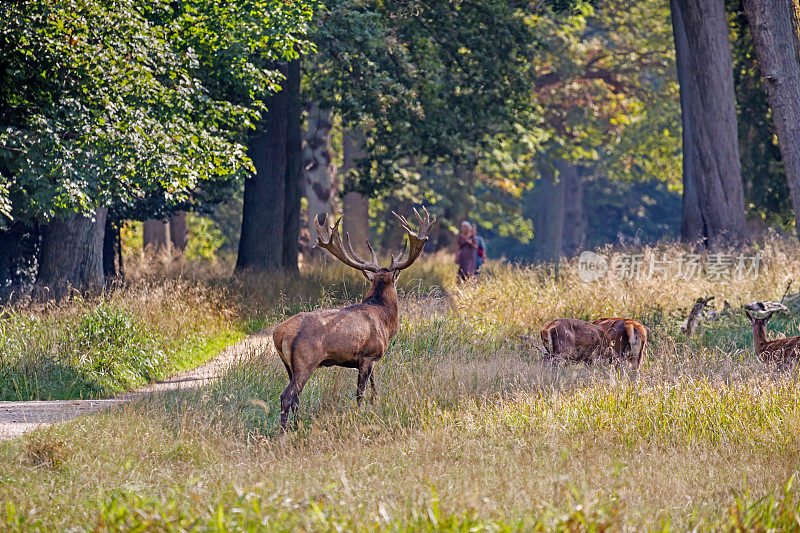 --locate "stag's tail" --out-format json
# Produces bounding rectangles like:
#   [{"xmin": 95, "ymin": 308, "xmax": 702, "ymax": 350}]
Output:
[
  {"xmin": 540, "ymin": 327, "xmax": 552, "ymax": 356},
  {"xmin": 273, "ymin": 325, "xmax": 294, "ymax": 374},
  {"xmin": 625, "ymin": 323, "xmax": 645, "ymax": 367}
]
